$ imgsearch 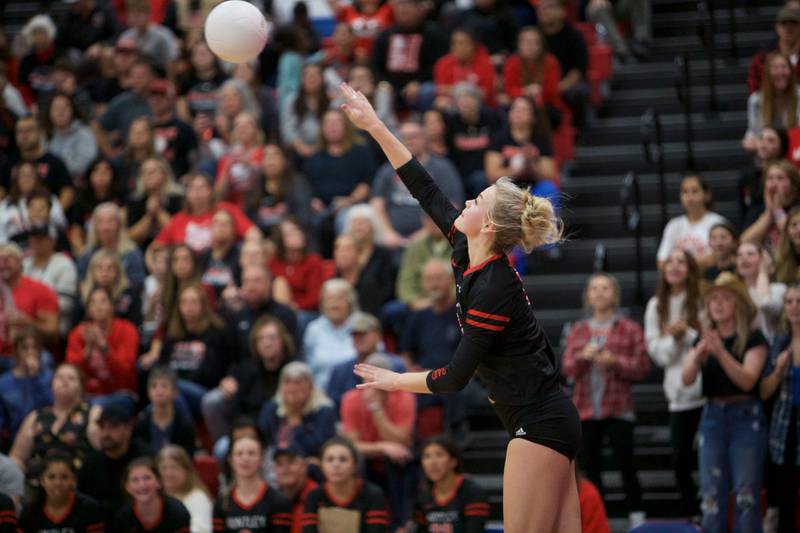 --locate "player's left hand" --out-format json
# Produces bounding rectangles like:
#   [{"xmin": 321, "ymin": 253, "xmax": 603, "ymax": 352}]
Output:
[{"xmin": 354, "ymin": 363, "xmax": 400, "ymax": 391}]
